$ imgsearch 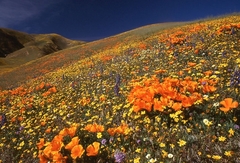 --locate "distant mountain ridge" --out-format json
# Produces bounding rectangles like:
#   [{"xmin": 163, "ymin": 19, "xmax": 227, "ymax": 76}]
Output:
[{"xmin": 0, "ymin": 28, "xmax": 85, "ymax": 71}]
